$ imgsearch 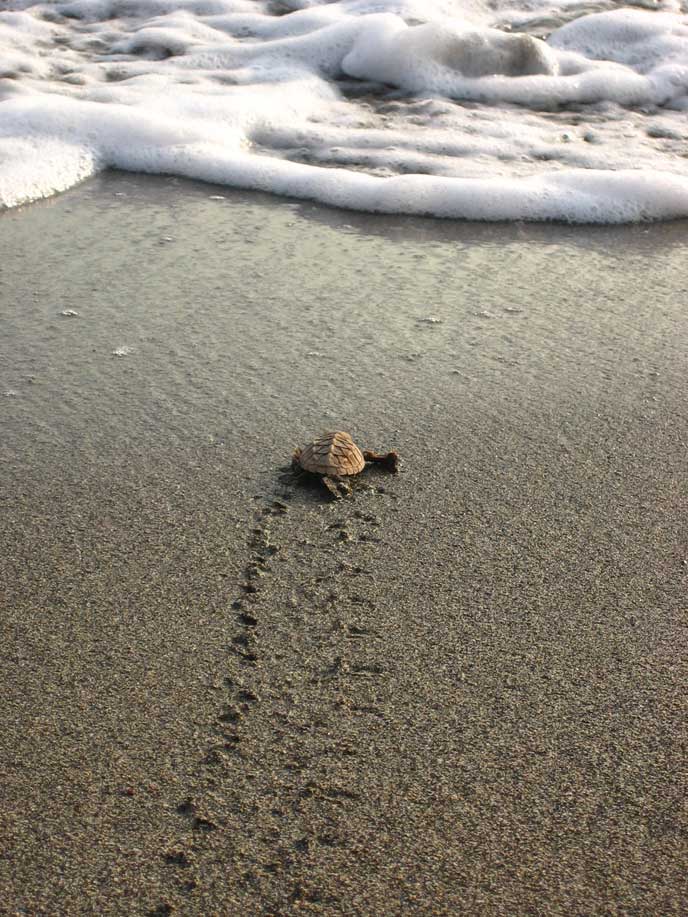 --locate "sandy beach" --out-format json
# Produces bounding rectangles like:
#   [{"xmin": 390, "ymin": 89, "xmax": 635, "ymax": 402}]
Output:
[{"xmin": 1, "ymin": 172, "xmax": 687, "ymax": 915}]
